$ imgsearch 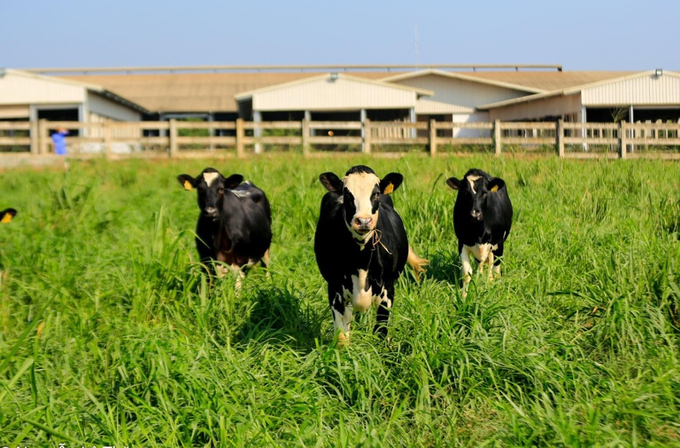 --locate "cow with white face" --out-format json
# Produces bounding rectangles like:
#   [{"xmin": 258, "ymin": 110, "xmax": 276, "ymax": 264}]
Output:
[
  {"xmin": 177, "ymin": 167, "xmax": 272, "ymax": 285},
  {"xmin": 315, "ymin": 165, "xmax": 426, "ymax": 344},
  {"xmin": 446, "ymin": 168, "xmax": 513, "ymax": 296}
]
